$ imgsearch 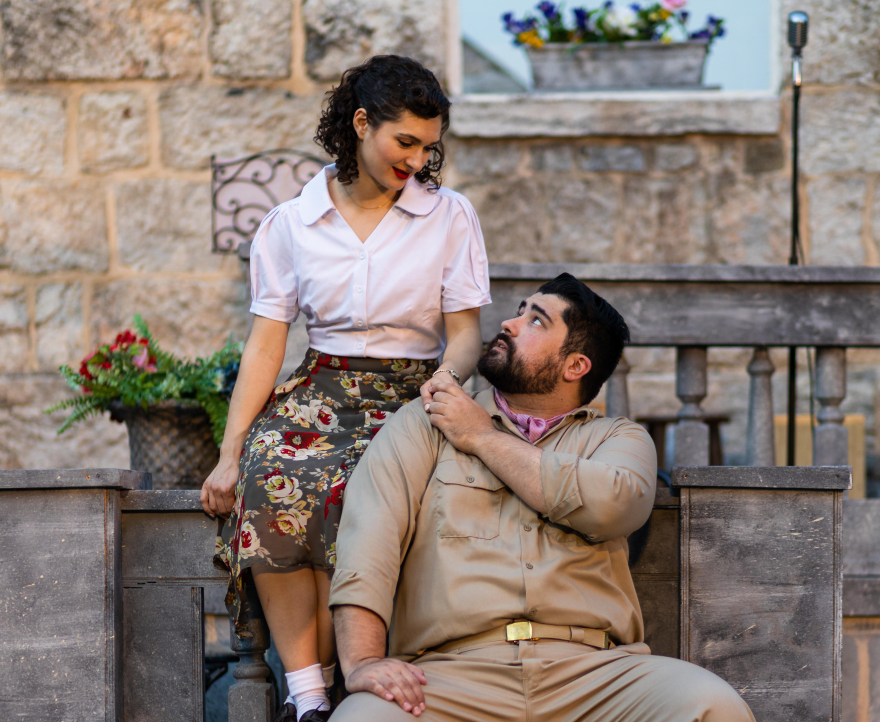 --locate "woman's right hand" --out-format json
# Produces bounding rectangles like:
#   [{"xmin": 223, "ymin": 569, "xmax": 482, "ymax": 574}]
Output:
[{"xmin": 200, "ymin": 454, "xmax": 241, "ymax": 519}]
